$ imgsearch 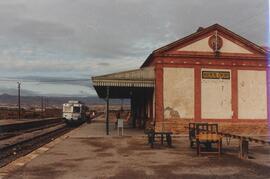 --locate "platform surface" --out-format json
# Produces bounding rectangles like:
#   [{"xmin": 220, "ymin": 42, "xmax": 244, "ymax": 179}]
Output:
[{"xmin": 1, "ymin": 116, "xmax": 270, "ymax": 179}]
